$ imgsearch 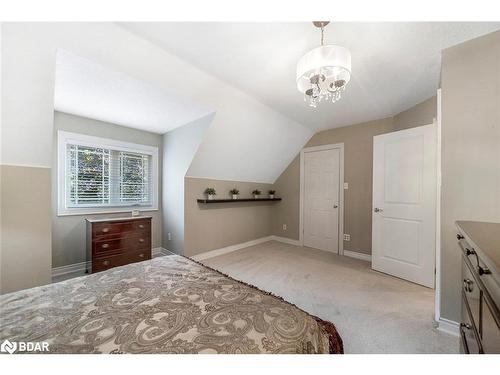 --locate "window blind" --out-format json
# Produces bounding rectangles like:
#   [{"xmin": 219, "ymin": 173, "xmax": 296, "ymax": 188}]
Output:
[{"xmin": 66, "ymin": 144, "xmax": 152, "ymax": 208}]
